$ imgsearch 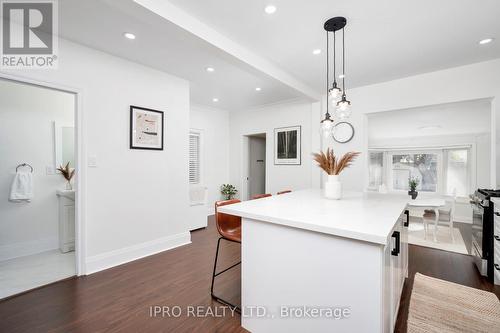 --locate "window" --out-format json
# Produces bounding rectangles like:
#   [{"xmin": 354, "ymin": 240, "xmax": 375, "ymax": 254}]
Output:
[
  {"xmin": 391, "ymin": 153, "xmax": 438, "ymax": 192},
  {"xmin": 444, "ymin": 149, "xmax": 469, "ymax": 196},
  {"xmin": 368, "ymin": 151, "xmax": 384, "ymax": 190},
  {"xmin": 368, "ymin": 147, "xmax": 471, "ymax": 197},
  {"xmin": 189, "ymin": 132, "xmax": 200, "ymax": 184}
]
